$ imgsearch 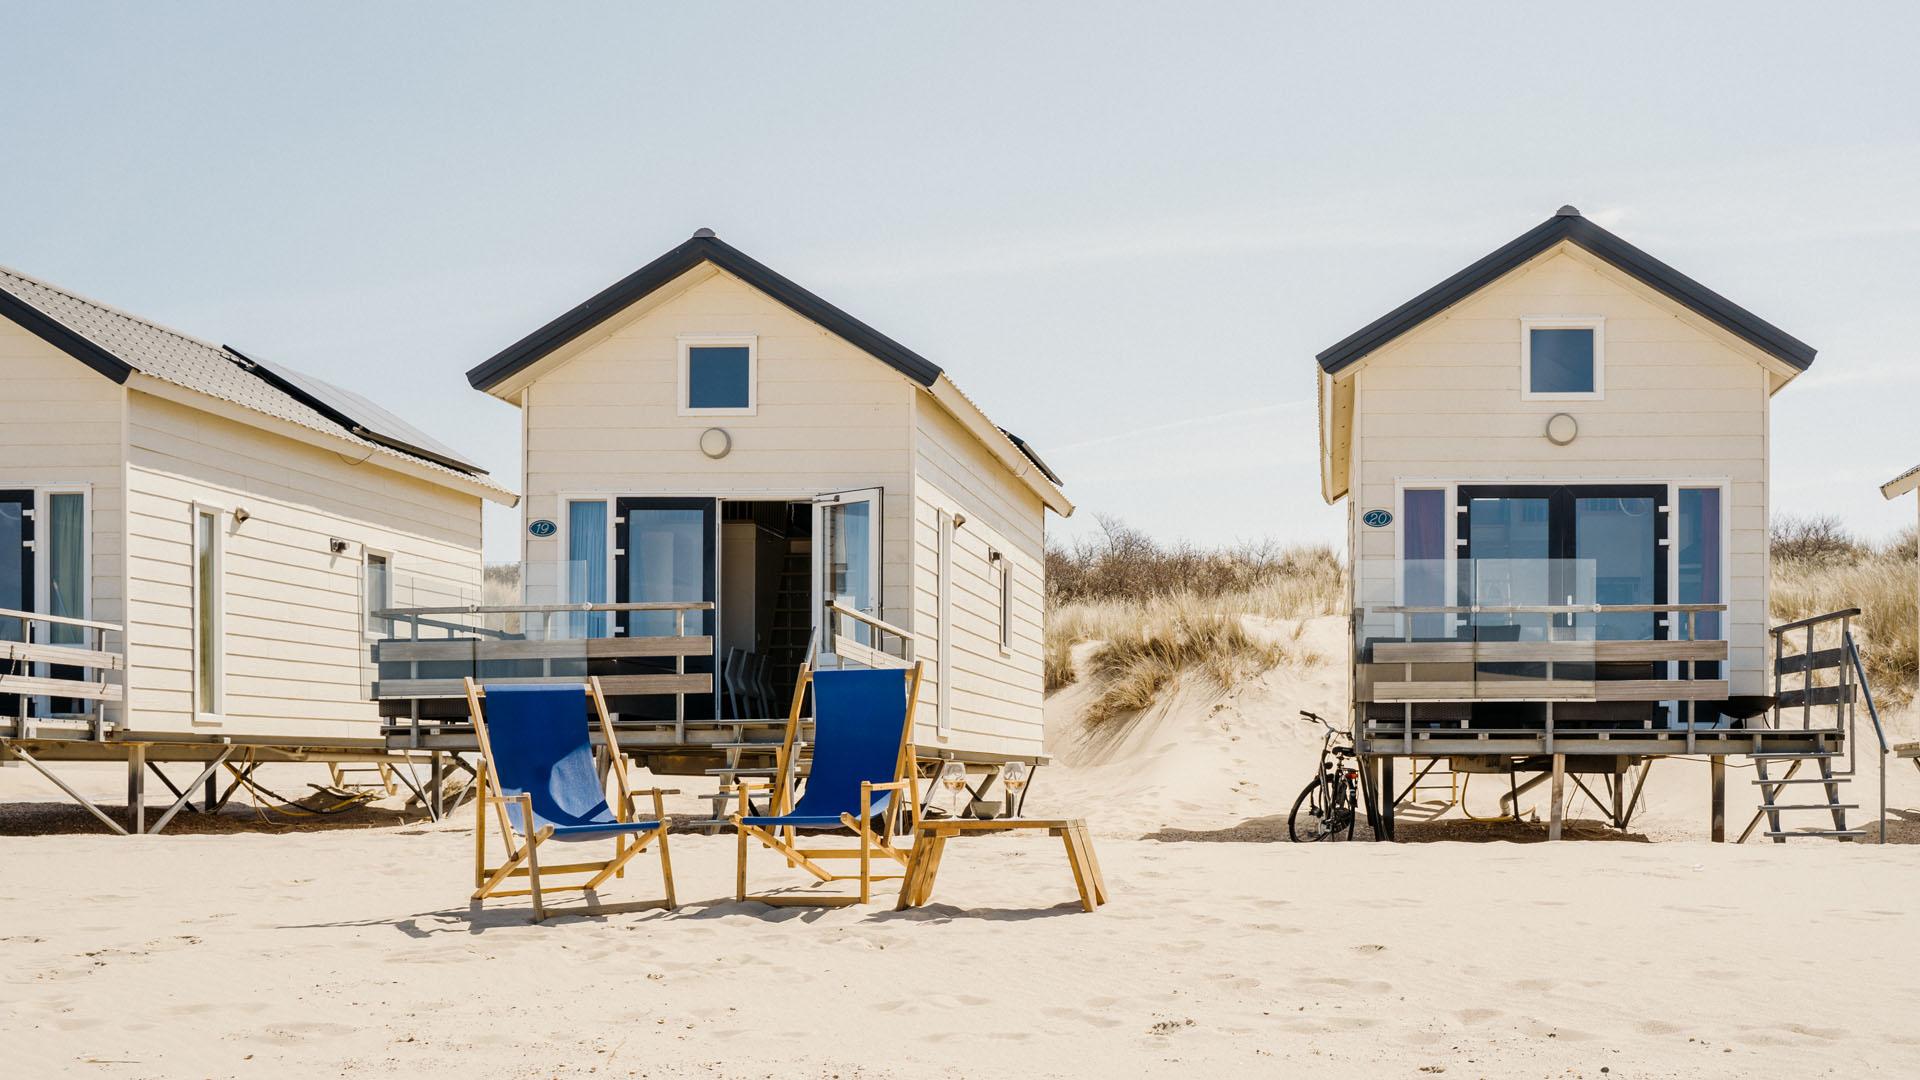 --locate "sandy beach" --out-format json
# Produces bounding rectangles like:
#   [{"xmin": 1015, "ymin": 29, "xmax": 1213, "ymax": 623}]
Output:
[{"xmin": 8, "ymin": 616, "xmax": 1920, "ymax": 1079}]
